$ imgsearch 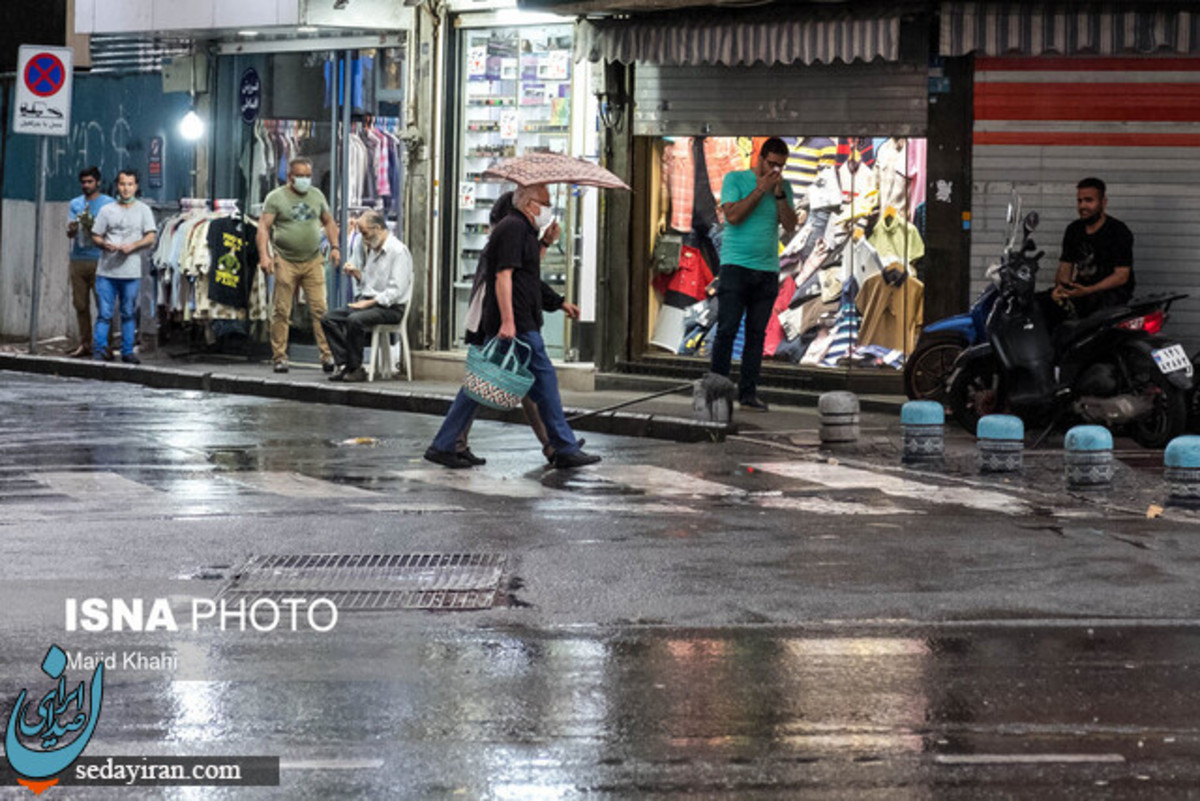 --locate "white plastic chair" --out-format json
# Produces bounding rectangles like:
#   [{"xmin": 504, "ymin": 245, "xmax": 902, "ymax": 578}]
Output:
[{"xmin": 366, "ymin": 302, "xmax": 411, "ymax": 382}]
